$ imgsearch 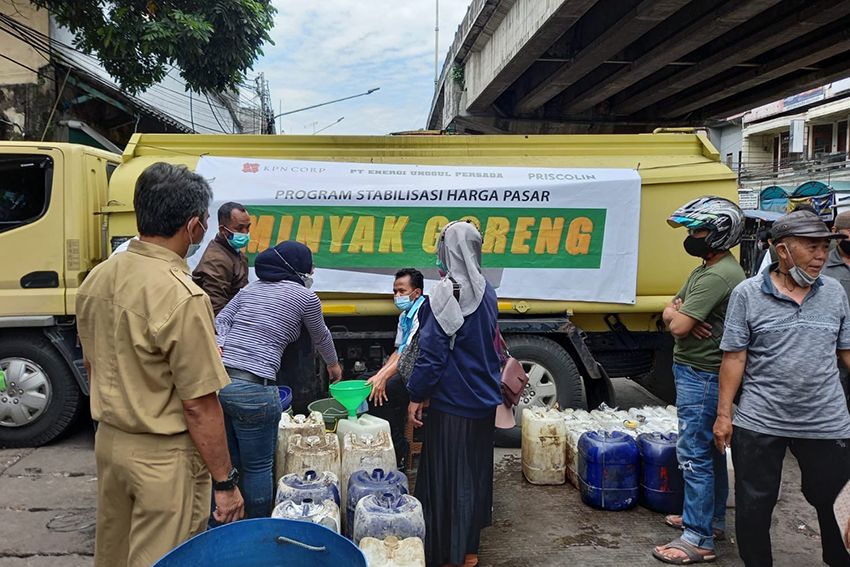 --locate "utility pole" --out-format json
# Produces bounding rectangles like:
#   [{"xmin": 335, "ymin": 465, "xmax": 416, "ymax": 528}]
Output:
[
  {"xmin": 254, "ymin": 73, "xmax": 275, "ymax": 134},
  {"xmin": 434, "ymin": 0, "xmax": 440, "ymax": 87}
]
